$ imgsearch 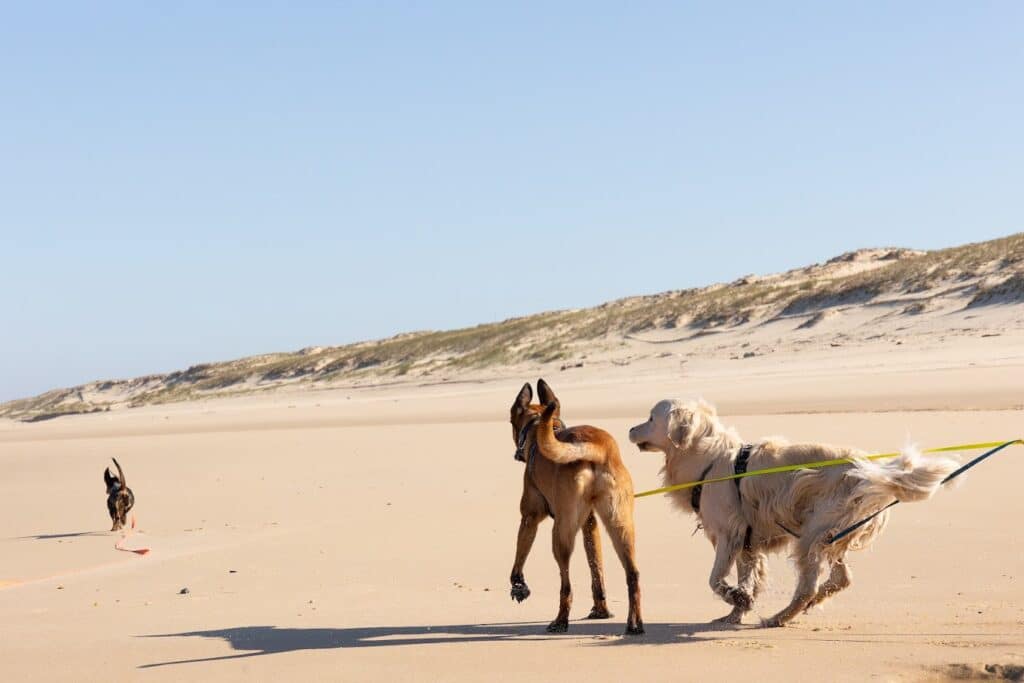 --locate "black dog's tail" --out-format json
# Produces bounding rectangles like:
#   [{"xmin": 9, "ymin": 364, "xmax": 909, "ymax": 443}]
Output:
[{"xmin": 112, "ymin": 457, "xmax": 127, "ymax": 488}]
